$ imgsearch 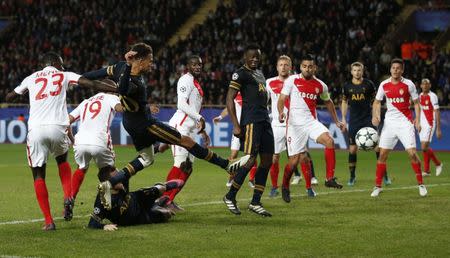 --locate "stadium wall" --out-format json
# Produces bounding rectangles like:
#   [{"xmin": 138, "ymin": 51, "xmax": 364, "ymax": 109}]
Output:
[{"xmin": 1, "ymin": 107, "xmax": 449, "ymax": 151}]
